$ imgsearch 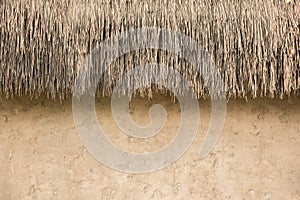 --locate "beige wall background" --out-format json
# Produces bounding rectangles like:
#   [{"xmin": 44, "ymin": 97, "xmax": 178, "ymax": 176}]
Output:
[{"xmin": 0, "ymin": 95, "xmax": 299, "ymax": 199}]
